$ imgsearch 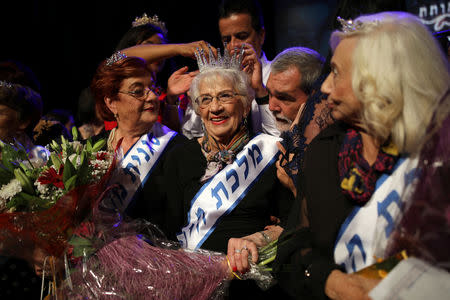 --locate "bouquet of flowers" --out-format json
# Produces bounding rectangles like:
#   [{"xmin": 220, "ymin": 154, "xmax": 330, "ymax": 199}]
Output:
[{"xmin": 0, "ymin": 128, "xmax": 115, "ymax": 258}]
